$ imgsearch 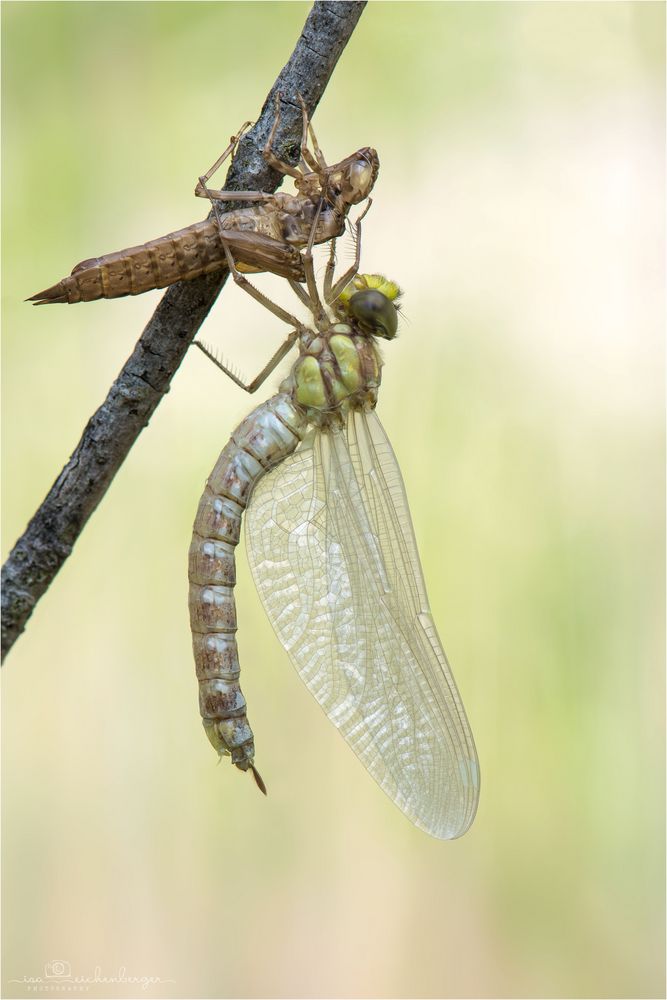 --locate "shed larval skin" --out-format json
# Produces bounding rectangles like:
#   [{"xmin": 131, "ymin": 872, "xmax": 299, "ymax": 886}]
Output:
[{"xmin": 28, "ymin": 95, "xmax": 379, "ymax": 306}]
